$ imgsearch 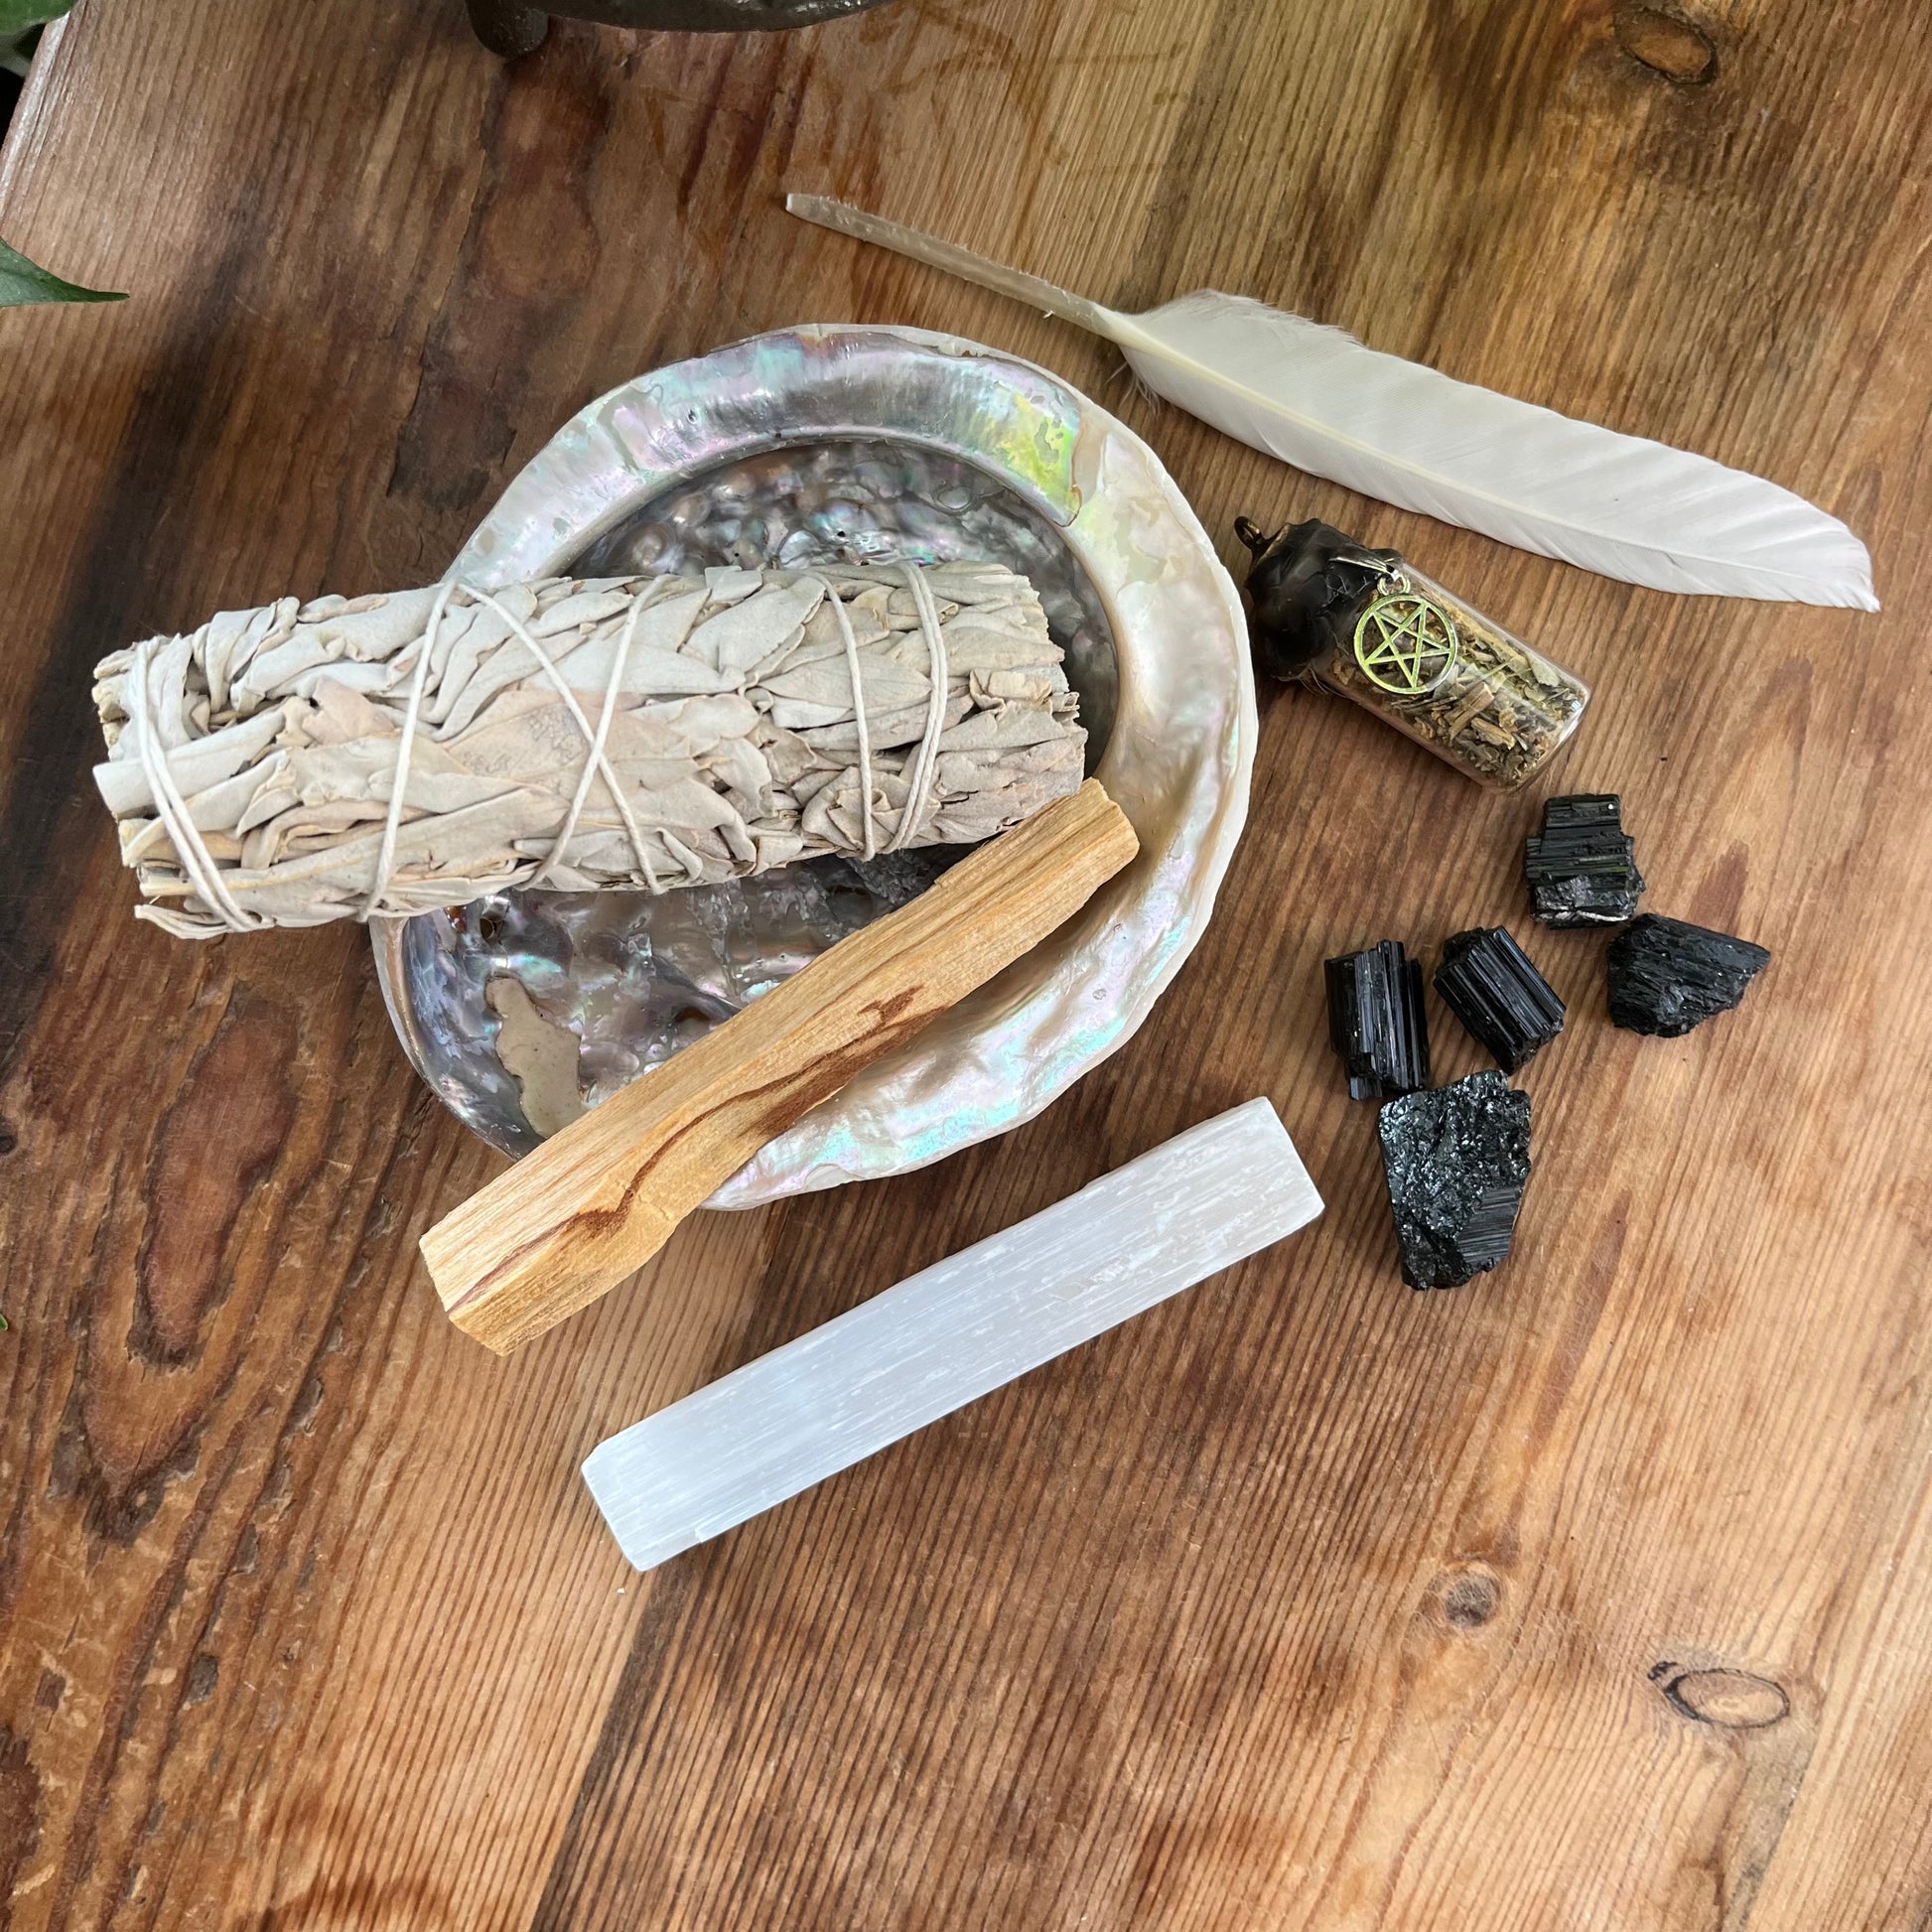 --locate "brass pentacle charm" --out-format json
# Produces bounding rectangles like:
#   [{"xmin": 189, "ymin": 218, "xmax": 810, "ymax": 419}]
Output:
[{"xmin": 1353, "ymin": 590, "xmax": 1460, "ymax": 695}]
